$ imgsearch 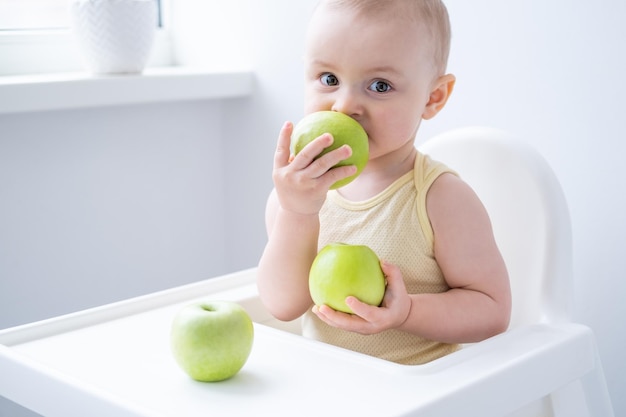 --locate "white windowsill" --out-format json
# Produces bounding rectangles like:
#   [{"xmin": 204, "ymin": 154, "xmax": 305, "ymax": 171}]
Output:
[{"xmin": 0, "ymin": 67, "xmax": 254, "ymax": 114}]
